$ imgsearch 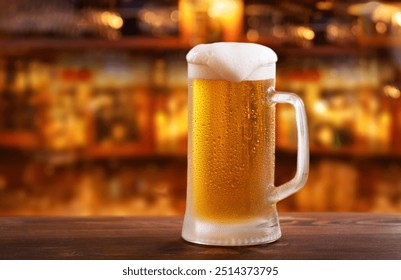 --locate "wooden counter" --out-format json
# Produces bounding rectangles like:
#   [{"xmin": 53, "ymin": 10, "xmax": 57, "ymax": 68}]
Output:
[{"xmin": 1, "ymin": 213, "xmax": 400, "ymax": 260}]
